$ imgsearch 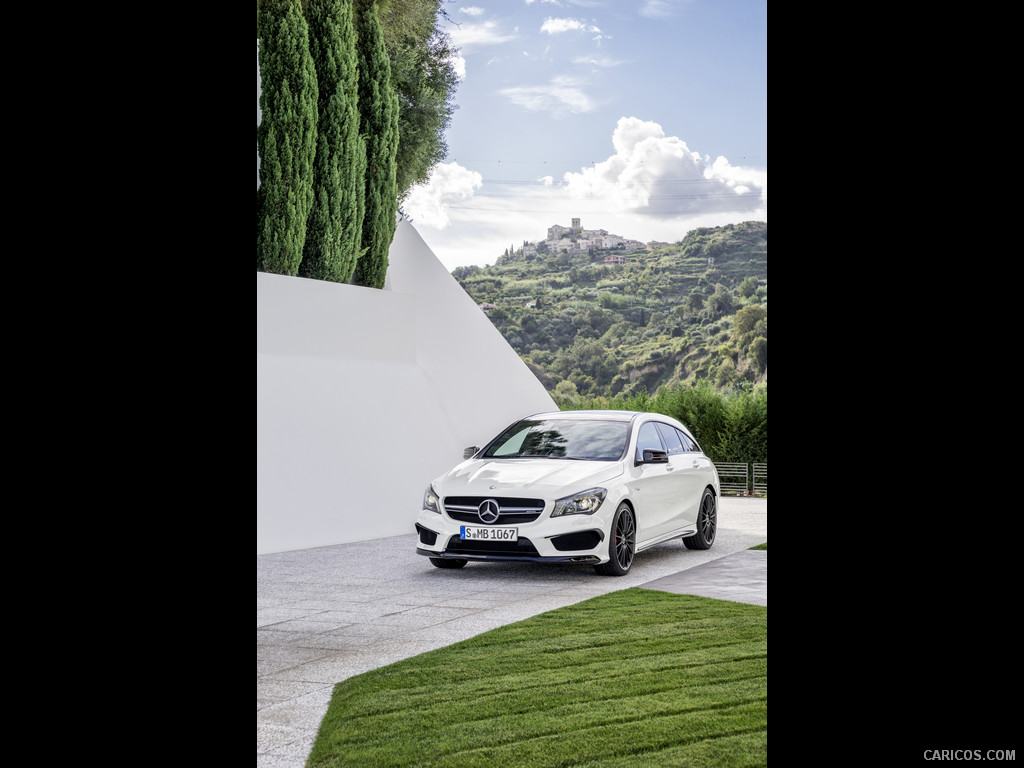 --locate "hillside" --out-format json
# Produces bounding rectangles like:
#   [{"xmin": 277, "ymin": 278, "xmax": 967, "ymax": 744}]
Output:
[{"xmin": 452, "ymin": 221, "xmax": 767, "ymax": 403}]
